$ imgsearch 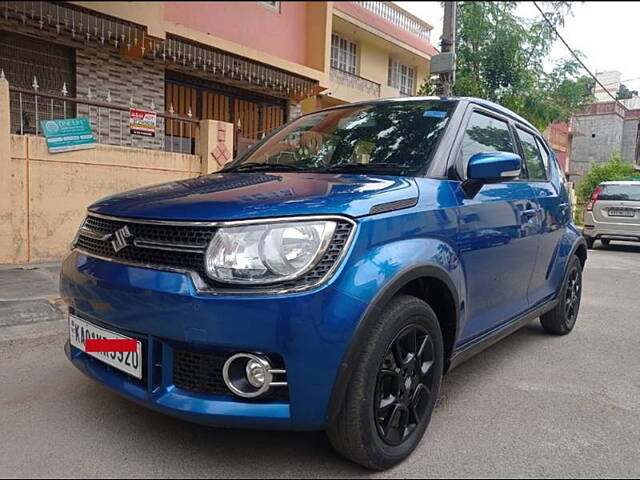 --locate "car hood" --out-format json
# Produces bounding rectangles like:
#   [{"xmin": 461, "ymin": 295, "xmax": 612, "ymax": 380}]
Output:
[{"xmin": 88, "ymin": 172, "xmax": 419, "ymax": 221}]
